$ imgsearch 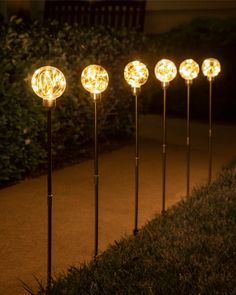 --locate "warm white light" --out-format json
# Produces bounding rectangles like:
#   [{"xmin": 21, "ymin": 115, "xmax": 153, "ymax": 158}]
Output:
[
  {"xmin": 124, "ymin": 60, "xmax": 149, "ymax": 88},
  {"xmin": 154, "ymin": 59, "xmax": 177, "ymax": 83},
  {"xmin": 202, "ymin": 58, "xmax": 221, "ymax": 80},
  {"xmin": 179, "ymin": 59, "xmax": 199, "ymax": 81},
  {"xmin": 81, "ymin": 64, "xmax": 109, "ymax": 94},
  {"xmin": 31, "ymin": 66, "xmax": 66, "ymax": 102}
]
